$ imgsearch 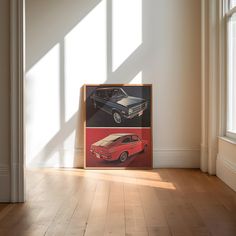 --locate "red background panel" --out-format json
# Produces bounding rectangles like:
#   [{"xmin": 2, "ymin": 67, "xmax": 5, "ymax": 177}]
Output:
[{"xmin": 85, "ymin": 128, "xmax": 152, "ymax": 168}]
